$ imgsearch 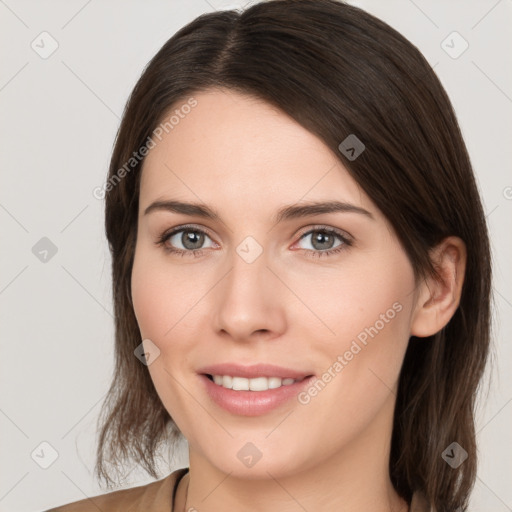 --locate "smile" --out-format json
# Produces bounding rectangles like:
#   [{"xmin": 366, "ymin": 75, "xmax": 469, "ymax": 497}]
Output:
[
  {"xmin": 199, "ymin": 373, "xmax": 315, "ymax": 416},
  {"xmin": 207, "ymin": 374, "xmax": 306, "ymax": 391}
]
